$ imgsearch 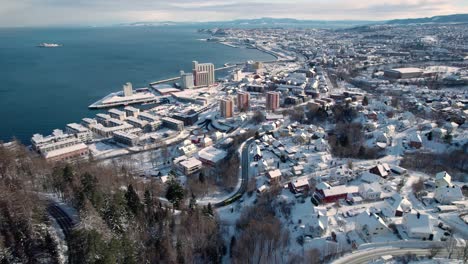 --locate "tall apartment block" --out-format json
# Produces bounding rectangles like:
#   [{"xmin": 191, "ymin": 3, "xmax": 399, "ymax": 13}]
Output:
[
  {"xmin": 220, "ymin": 97, "xmax": 234, "ymax": 118},
  {"xmin": 237, "ymin": 91, "xmax": 250, "ymax": 112},
  {"xmin": 266, "ymin": 91, "xmax": 280, "ymax": 111}
]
